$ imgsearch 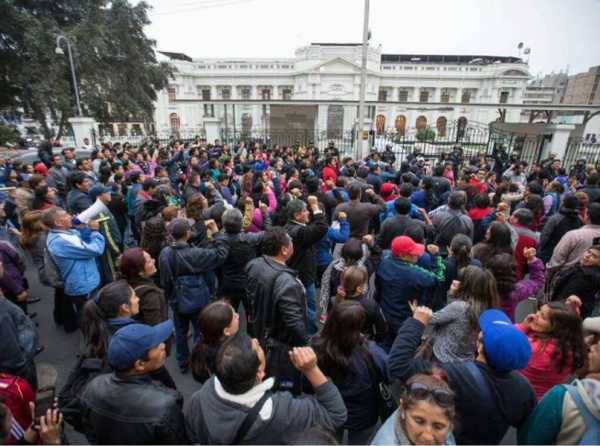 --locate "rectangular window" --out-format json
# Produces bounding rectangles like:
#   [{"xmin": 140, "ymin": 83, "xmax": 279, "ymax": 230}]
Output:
[
  {"xmin": 499, "ymin": 91, "xmax": 509, "ymax": 104},
  {"xmin": 201, "ymin": 89, "xmax": 211, "ymax": 101},
  {"xmin": 261, "ymin": 89, "xmax": 271, "ymax": 100},
  {"xmin": 378, "ymin": 89, "xmax": 388, "ymax": 102},
  {"xmin": 282, "ymin": 89, "xmax": 292, "ymax": 100},
  {"xmin": 419, "ymin": 90, "xmax": 429, "ymax": 103},
  {"xmin": 221, "ymin": 88, "xmax": 231, "ymax": 100},
  {"xmin": 241, "ymin": 88, "xmax": 251, "ymax": 100},
  {"xmin": 441, "ymin": 91, "xmax": 450, "ymax": 103},
  {"xmin": 167, "ymin": 87, "xmax": 176, "ymax": 103},
  {"xmin": 399, "ymin": 90, "xmax": 409, "ymax": 102},
  {"xmin": 203, "ymin": 104, "xmax": 215, "ymax": 117},
  {"xmin": 461, "ymin": 90, "xmax": 472, "ymax": 104}
]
